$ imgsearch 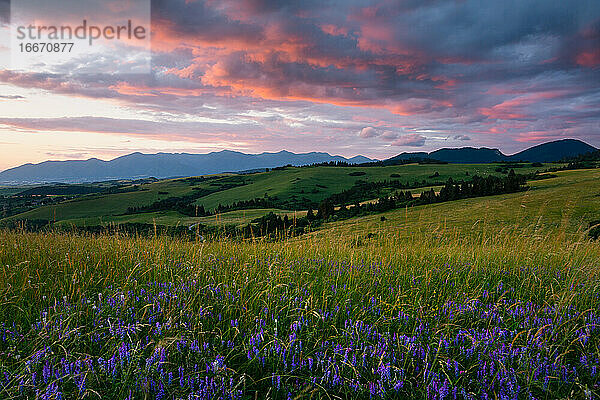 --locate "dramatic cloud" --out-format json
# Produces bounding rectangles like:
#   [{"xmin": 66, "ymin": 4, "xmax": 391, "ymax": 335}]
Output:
[{"xmin": 0, "ymin": 0, "xmax": 599, "ymax": 169}]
